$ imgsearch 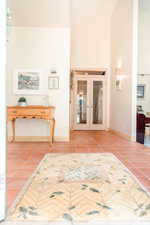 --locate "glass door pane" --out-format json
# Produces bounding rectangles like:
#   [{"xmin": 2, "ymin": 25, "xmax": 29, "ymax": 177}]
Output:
[
  {"xmin": 76, "ymin": 80, "xmax": 87, "ymax": 124},
  {"xmin": 93, "ymin": 81, "xmax": 103, "ymax": 125}
]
